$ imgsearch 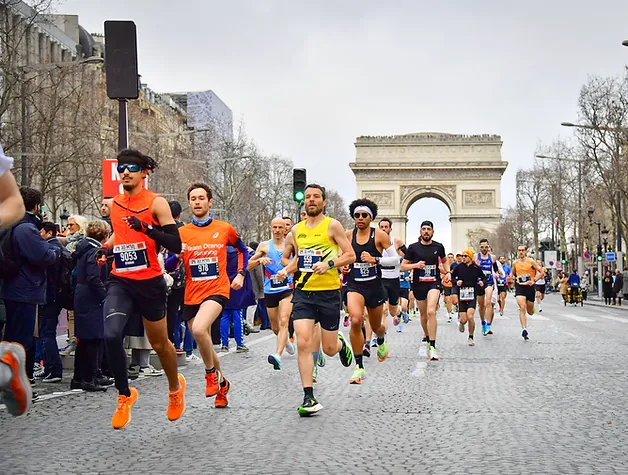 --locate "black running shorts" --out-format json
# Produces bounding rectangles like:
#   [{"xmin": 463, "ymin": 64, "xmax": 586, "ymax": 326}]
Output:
[
  {"xmin": 497, "ymin": 285, "xmax": 507, "ymax": 294},
  {"xmin": 264, "ymin": 289, "xmax": 293, "ymax": 309},
  {"xmin": 292, "ymin": 289, "xmax": 341, "ymax": 331},
  {"xmin": 534, "ymin": 284, "xmax": 546, "ymax": 294},
  {"xmin": 182, "ymin": 295, "xmax": 229, "ymax": 322},
  {"xmin": 515, "ymin": 284, "xmax": 536, "ymax": 303},
  {"xmin": 413, "ymin": 282, "xmax": 442, "ymax": 301},
  {"xmin": 443, "ymin": 286, "xmax": 452, "ymax": 297},
  {"xmin": 346, "ymin": 284, "xmax": 386, "ymax": 309},
  {"xmin": 105, "ymin": 275, "xmax": 167, "ymax": 323},
  {"xmin": 458, "ymin": 298, "xmax": 477, "ymax": 313},
  {"xmin": 382, "ymin": 278, "xmax": 400, "ymax": 306},
  {"xmin": 399, "ymin": 288, "xmax": 410, "ymax": 301}
]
